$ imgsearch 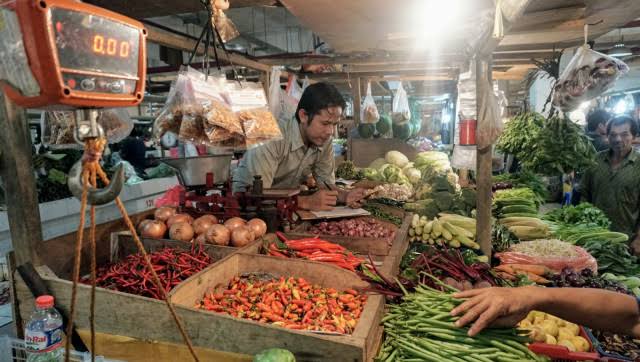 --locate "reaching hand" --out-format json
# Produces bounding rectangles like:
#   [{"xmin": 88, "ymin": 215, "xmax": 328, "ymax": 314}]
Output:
[
  {"xmin": 302, "ymin": 190, "xmax": 338, "ymax": 211},
  {"xmin": 345, "ymin": 188, "xmax": 367, "ymax": 208},
  {"xmin": 450, "ymin": 287, "xmax": 535, "ymax": 336}
]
